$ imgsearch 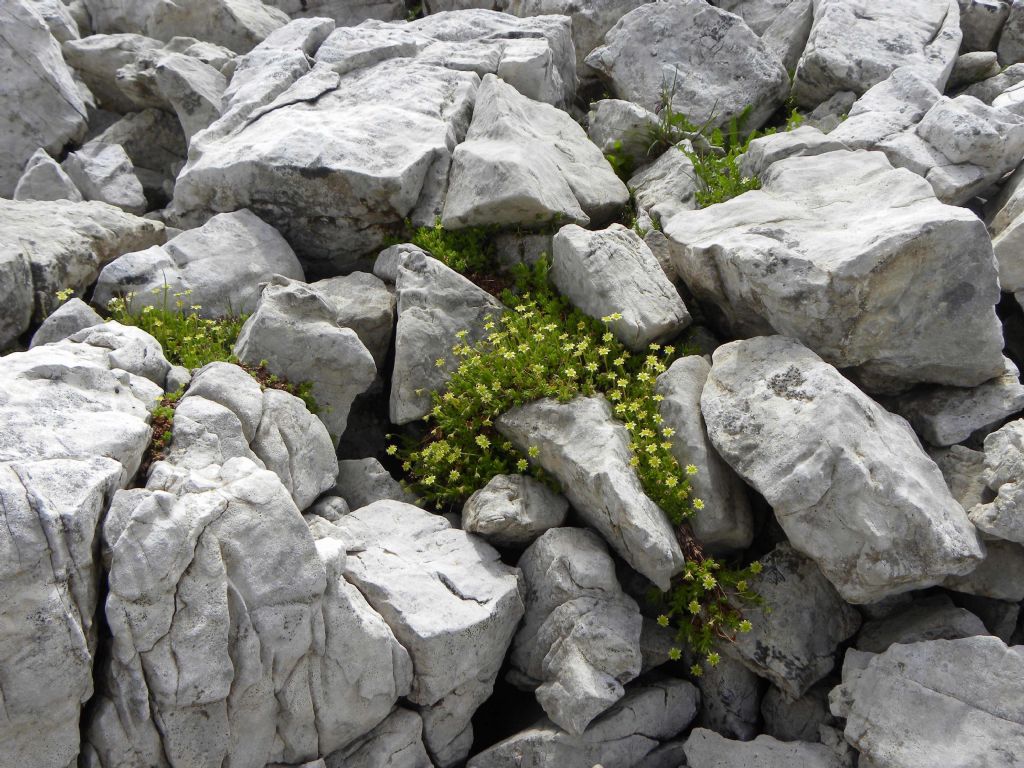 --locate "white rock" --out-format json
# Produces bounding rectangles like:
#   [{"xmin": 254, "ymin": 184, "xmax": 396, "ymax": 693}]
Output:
[
  {"xmin": 0, "ymin": 0, "xmax": 88, "ymax": 197},
  {"xmin": 390, "ymin": 250, "xmax": 503, "ymax": 424},
  {"xmin": 830, "ymin": 636, "xmax": 1024, "ymax": 767},
  {"xmin": 551, "ymin": 224, "xmax": 689, "ymax": 351},
  {"xmin": 443, "ymin": 74, "xmax": 628, "ymax": 229},
  {"xmin": 0, "ymin": 198, "xmax": 165, "ymax": 348},
  {"xmin": 684, "ymin": 728, "xmax": 851, "ymax": 768},
  {"xmin": 761, "ymin": 0, "xmax": 815, "ymax": 73},
  {"xmin": 94, "ymin": 209, "xmax": 303, "ymax": 318},
  {"xmin": 332, "ymin": 500, "xmax": 524, "ymax": 766},
  {"xmin": 944, "ymin": 539, "xmax": 1024, "ymax": 602},
  {"xmin": 234, "ymin": 276, "xmax": 377, "ymax": 441},
  {"xmin": 665, "ymin": 150, "xmax": 1005, "ymax": 392},
  {"xmin": 701, "ymin": 336, "xmax": 985, "ymax": 603},
  {"xmin": 931, "ymin": 444, "xmax": 991, "ymax": 511},
  {"xmin": 736, "ymin": 125, "xmax": 847, "ymax": 179},
  {"xmin": 154, "ymin": 51, "xmax": 227, "ymax": 142},
  {"xmin": 509, "ymin": 528, "xmax": 643, "ymax": 735},
  {"xmin": 62, "ymin": 142, "xmax": 147, "ymax": 215},
  {"xmin": 585, "ymin": 0, "xmax": 789, "ymax": 129},
  {"xmin": 586, "ymin": 98, "xmax": 660, "ymax": 167},
  {"xmin": 333, "ymin": 458, "xmax": 417, "ymax": 510},
  {"xmin": 496, "ymin": 396, "xmax": 685, "ymax": 590},
  {"xmin": 61, "ymin": 33, "xmax": 166, "ymax": 113},
  {"xmin": 829, "ymin": 66, "xmax": 941, "ymax": 150},
  {"xmin": 948, "ymin": 50, "xmax": 1002, "ymax": 89},
  {"xmin": 628, "ymin": 143, "xmax": 700, "ymax": 223},
  {"xmin": 13, "ymin": 148, "xmax": 83, "ymax": 202},
  {"xmin": 969, "ymin": 418, "xmax": 1024, "ymax": 544},
  {"xmin": 269, "ymin": 0, "xmax": 404, "ymax": 25},
  {"xmin": 26, "ymin": 0, "xmax": 81, "ymax": 42},
  {"xmin": 462, "ymin": 474, "xmax": 569, "ymax": 547},
  {"xmin": 312, "ymin": 272, "xmax": 396, "ymax": 369},
  {"xmin": 855, "ymin": 594, "xmax": 988, "ymax": 653},
  {"xmin": 993, "ymin": 206, "xmax": 1024, "ymax": 290},
  {"xmin": 30, "ymin": 298, "xmax": 103, "ymax": 348},
  {"xmin": 655, "ymin": 356, "xmax": 754, "ymax": 554},
  {"xmin": 793, "ymin": 0, "xmax": 961, "ymax": 107},
  {"xmin": 324, "ymin": 708, "xmax": 431, "ymax": 768}
]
